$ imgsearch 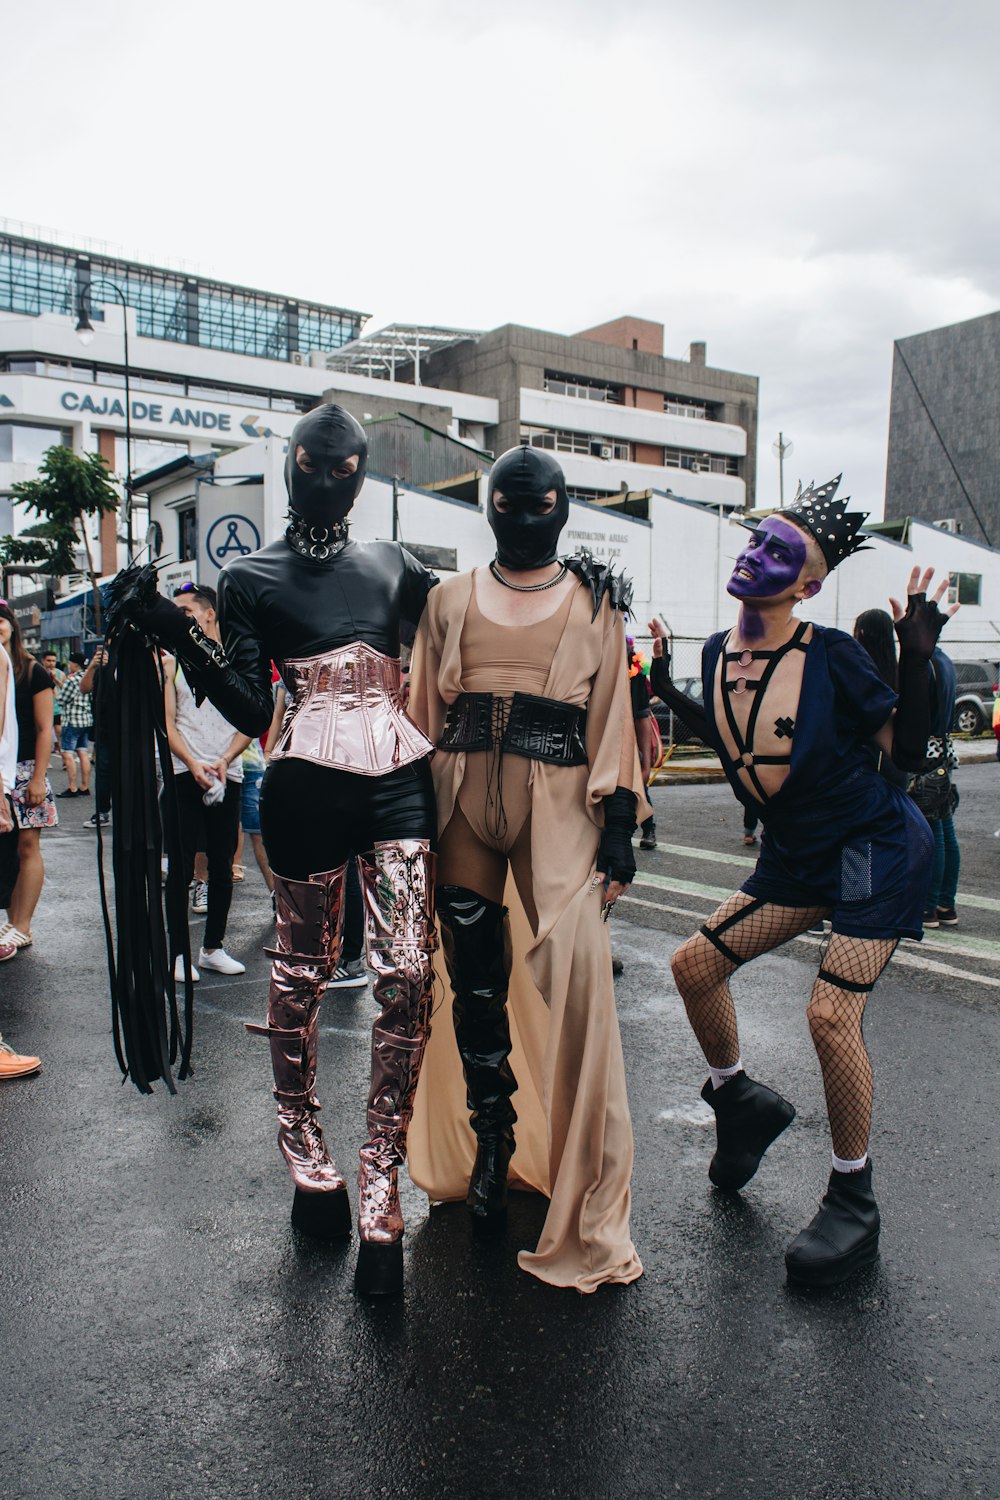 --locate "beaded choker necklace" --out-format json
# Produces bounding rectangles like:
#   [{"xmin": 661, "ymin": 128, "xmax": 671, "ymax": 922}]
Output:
[{"xmin": 285, "ymin": 513, "xmax": 350, "ymax": 561}]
